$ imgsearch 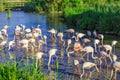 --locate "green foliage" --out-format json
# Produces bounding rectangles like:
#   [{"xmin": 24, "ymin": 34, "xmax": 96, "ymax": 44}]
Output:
[
  {"xmin": 7, "ymin": 8, "xmax": 11, "ymax": 19},
  {"xmin": 23, "ymin": 2, "xmax": 36, "ymax": 12},
  {"xmin": 0, "ymin": 2, "xmax": 5, "ymax": 12},
  {"xmin": 62, "ymin": 0, "xmax": 120, "ymax": 34},
  {"xmin": 0, "ymin": 61, "xmax": 48, "ymax": 80}
]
